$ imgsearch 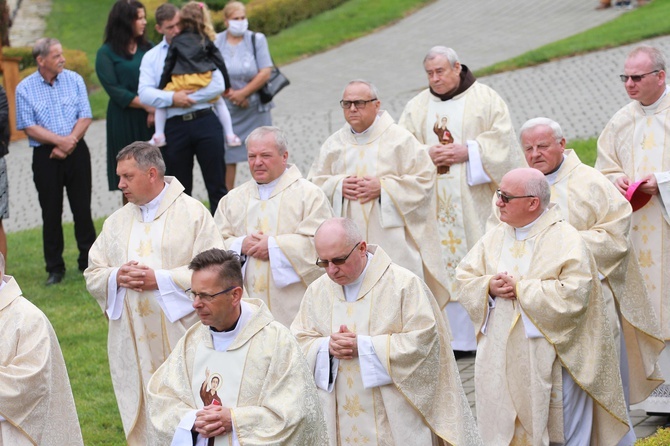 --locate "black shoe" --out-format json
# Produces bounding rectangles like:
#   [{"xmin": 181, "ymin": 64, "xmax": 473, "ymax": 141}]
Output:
[
  {"xmin": 453, "ymin": 350, "xmax": 476, "ymax": 360},
  {"xmin": 46, "ymin": 272, "xmax": 64, "ymax": 286}
]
